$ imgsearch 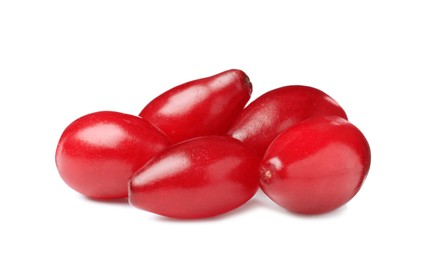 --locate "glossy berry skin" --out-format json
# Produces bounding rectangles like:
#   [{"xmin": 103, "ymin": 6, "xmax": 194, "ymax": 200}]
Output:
[
  {"xmin": 55, "ymin": 111, "xmax": 170, "ymax": 199},
  {"xmin": 139, "ymin": 69, "xmax": 252, "ymax": 144},
  {"xmin": 129, "ymin": 136, "xmax": 261, "ymax": 219},
  {"xmin": 227, "ymin": 85, "xmax": 348, "ymax": 155},
  {"xmin": 259, "ymin": 116, "xmax": 371, "ymax": 214}
]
